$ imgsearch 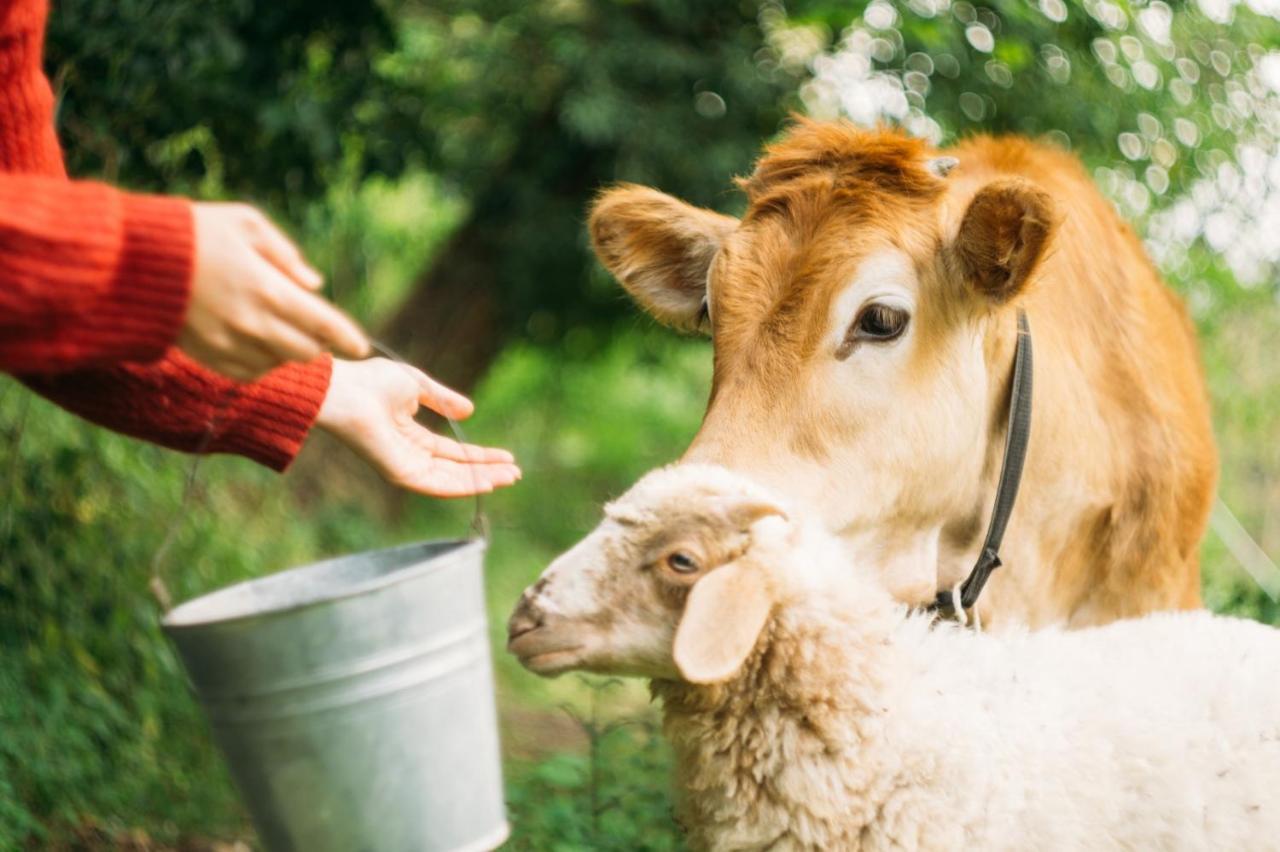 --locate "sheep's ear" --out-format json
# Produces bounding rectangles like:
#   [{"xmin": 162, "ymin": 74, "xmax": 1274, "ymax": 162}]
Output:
[
  {"xmin": 724, "ymin": 499, "xmax": 788, "ymax": 532},
  {"xmin": 673, "ymin": 560, "xmax": 772, "ymax": 684},
  {"xmin": 589, "ymin": 184, "xmax": 738, "ymax": 334},
  {"xmin": 952, "ymin": 178, "xmax": 1055, "ymax": 303}
]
